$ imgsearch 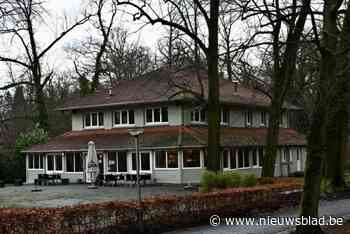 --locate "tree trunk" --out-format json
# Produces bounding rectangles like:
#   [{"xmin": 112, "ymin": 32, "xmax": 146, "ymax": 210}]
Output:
[
  {"xmin": 206, "ymin": 0, "xmax": 221, "ymax": 172},
  {"xmin": 262, "ymin": 98, "xmax": 282, "ymax": 177},
  {"xmin": 296, "ymin": 1, "xmax": 341, "ymax": 232},
  {"xmin": 325, "ymin": 106, "xmax": 348, "ymax": 188},
  {"xmin": 34, "ymin": 84, "xmax": 49, "ymax": 131}
]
